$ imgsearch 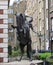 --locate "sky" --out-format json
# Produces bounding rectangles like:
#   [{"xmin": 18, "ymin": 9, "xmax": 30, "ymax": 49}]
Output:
[{"xmin": 10, "ymin": 0, "xmax": 15, "ymax": 6}]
